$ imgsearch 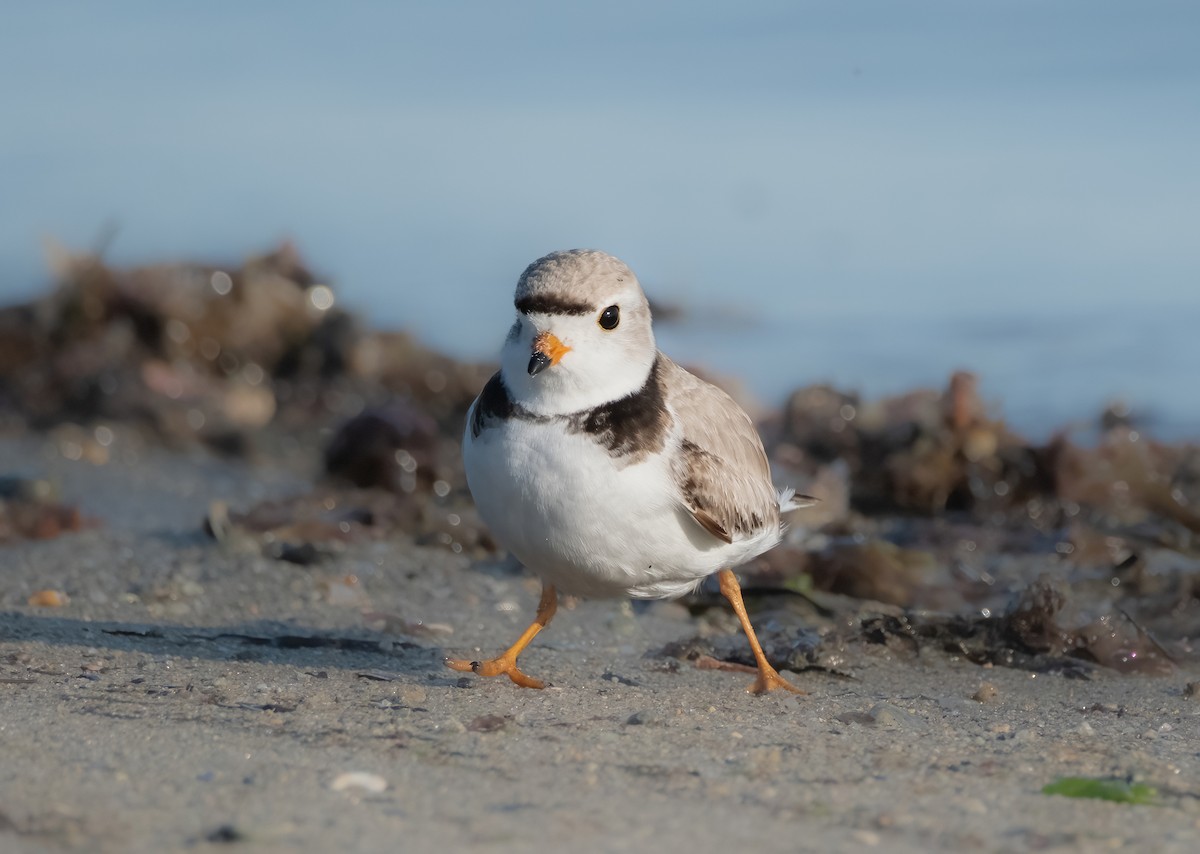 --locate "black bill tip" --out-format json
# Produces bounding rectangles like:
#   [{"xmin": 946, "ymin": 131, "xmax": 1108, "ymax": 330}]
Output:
[{"xmin": 528, "ymin": 351, "xmax": 552, "ymax": 376}]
